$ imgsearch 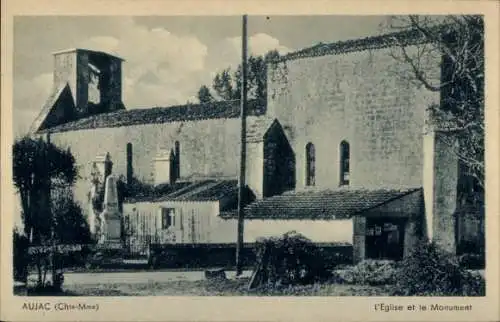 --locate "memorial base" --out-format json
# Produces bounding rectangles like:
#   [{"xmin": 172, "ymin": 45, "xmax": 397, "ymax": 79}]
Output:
[{"xmin": 88, "ymin": 240, "xmax": 125, "ymax": 268}]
